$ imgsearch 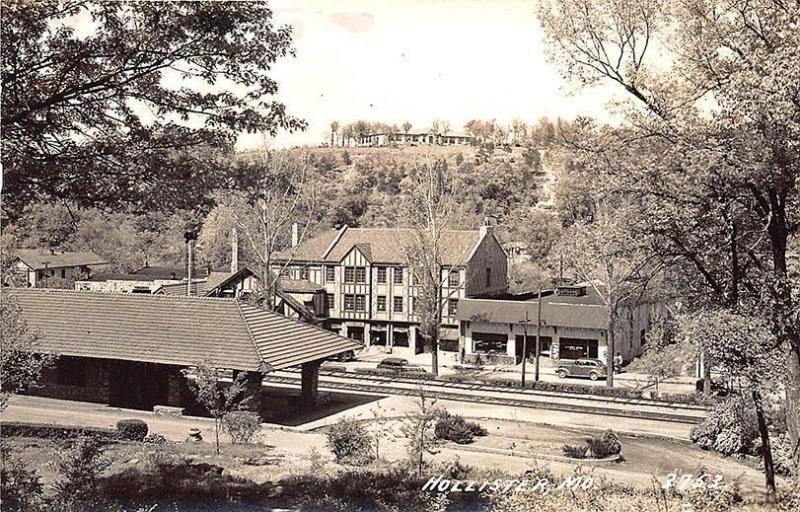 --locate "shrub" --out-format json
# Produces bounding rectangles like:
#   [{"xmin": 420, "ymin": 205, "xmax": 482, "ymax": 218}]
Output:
[
  {"xmin": 325, "ymin": 417, "xmax": 374, "ymax": 466},
  {"xmin": 562, "ymin": 444, "xmax": 587, "ymax": 458},
  {"xmin": 690, "ymin": 396, "xmax": 758, "ymax": 456},
  {"xmin": 222, "ymin": 410, "xmax": 261, "ymax": 444},
  {"xmin": 434, "ymin": 412, "xmax": 487, "ymax": 444},
  {"xmin": 586, "ymin": 430, "xmax": 621, "ymax": 458},
  {"xmin": 143, "ymin": 433, "xmax": 168, "ymax": 445},
  {"xmin": 439, "ymin": 455, "xmax": 473, "ymax": 479},
  {"xmin": 116, "ymin": 419, "xmax": 148, "ymax": 442},
  {"xmin": 762, "ymin": 431, "xmax": 796, "ymax": 477},
  {"xmin": 0, "ymin": 442, "xmax": 45, "ymax": 512},
  {"xmin": 53, "ymin": 437, "xmax": 111, "ymax": 505}
]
